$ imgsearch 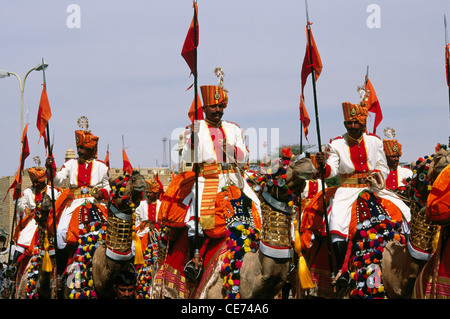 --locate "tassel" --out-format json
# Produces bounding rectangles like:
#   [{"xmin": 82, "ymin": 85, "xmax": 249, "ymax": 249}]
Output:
[
  {"xmin": 298, "ymin": 253, "xmax": 315, "ymax": 290},
  {"xmin": 42, "ymin": 230, "xmax": 53, "ymax": 272},
  {"xmin": 294, "ymin": 220, "xmax": 314, "ymax": 290},
  {"xmin": 432, "ymin": 226, "xmax": 441, "ymax": 253},
  {"xmin": 132, "ymin": 231, "xmax": 145, "ymax": 265}
]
